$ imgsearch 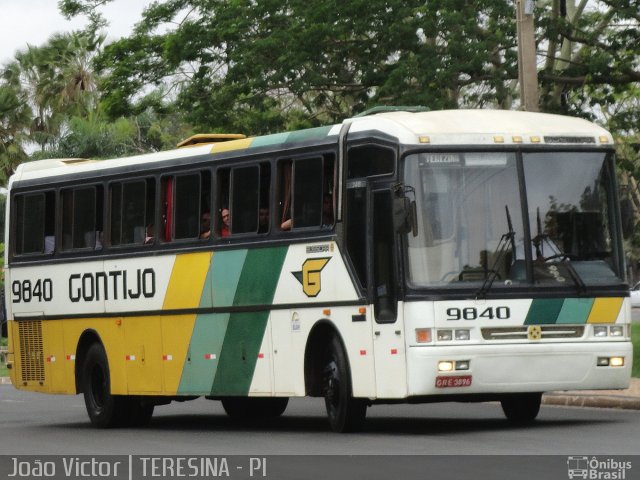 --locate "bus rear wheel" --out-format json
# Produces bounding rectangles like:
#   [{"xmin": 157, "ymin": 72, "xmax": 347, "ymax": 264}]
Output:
[
  {"xmin": 81, "ymin": 343, "xmax": 128, "ymax": 428},
  {"xmin": 500, "ymin": 393, "xmax": 542, "ymax": 423},
  {"xmin": 221, "ymin": 397, "xmax": 289, "ymax": 418},
  {"xmin": 323, "ymin": 335, "xmax": 367, "ymax": 433}
]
